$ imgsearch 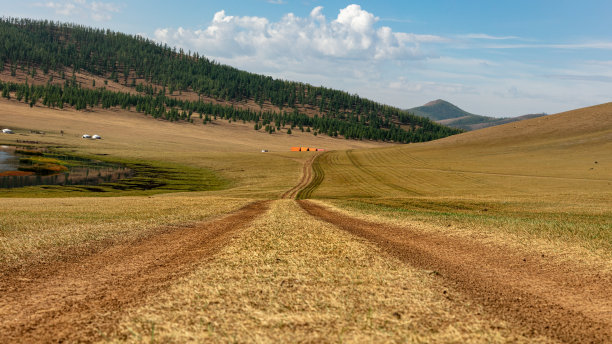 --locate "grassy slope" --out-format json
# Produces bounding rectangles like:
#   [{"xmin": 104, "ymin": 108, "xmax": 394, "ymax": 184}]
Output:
[
  {"xmin": 0, "ymin": 98, "xmax": 388, "ymax": 197},
  {"xmin": 1, "ymin": 98, "xmax": 611, "ymax": 342},
  {"xmin": 0, "ymin": 98, "xmax": 387, "ymax": 268},
  {"xmin": 313, "ymin": 102, "xmax": 612, "ymax": 252},
  {"xmin": 0, "ymin": 99, "xmax": 535, "ymax": 343}
]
